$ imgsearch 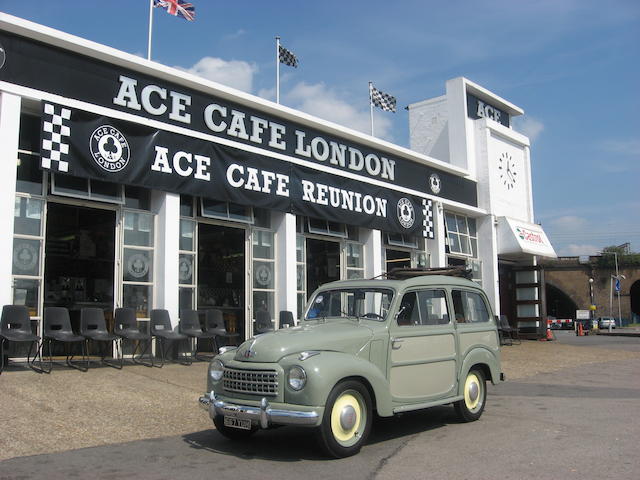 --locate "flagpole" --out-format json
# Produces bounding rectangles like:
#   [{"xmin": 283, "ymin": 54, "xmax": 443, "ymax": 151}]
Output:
[
  {"xmin": 369, "ymin": 81, "xmax": 374, "ymax": 136},
  {"xmin": 147, "ymin": 0, "xmax": 154, "ymax": 60},
  {"xmin": 276, "ymin": 36, "xmax": 281, "ymax": 104}
]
